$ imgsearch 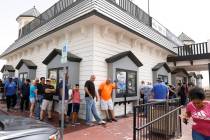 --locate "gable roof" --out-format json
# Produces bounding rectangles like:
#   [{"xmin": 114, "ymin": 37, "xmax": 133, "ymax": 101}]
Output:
[
  {"xmin": 178, "ymin": 32, "xmax": 194, "ymax": 42},
  {"xmin": 188, "ymin": 72, "xmax": 196, "ymax": 78},
  {"xmin": 171, "ymin": 68, "xmax": 189, "ymax": 76},
  {"xmin": 105, "ymin": 51, "xmax": 143, "ymax": 67},
  {"xmin": 16, "ymin": 6, "xmax": 40, "ymax": 20},
  {"xmin": 196, "ymin": 74, "xmax": 203, "ymax": 79},
  {"xmin": 1, "ymin": 65, "xmax": 15, "ymax": 73},
  {"xmin": 152, "ymin": 62, "xmax": 171, "ymax": 73},
  {"xmin": 42, "ymin": 49, "xmax": 82, "ymax": 65},
  {"xmin": 16, "ymin": 59, "xmax": 37, "ymax": 70}
]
